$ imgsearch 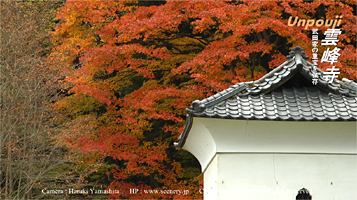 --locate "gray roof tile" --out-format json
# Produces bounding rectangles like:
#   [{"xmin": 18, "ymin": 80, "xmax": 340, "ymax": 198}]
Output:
[
  {"xmin": 175, "ymin": 47, "xmax": 357, "ymax": 147},
  {"xmin": 194, "ymin": 87, "xmax": 356, "ymax": 121}
]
